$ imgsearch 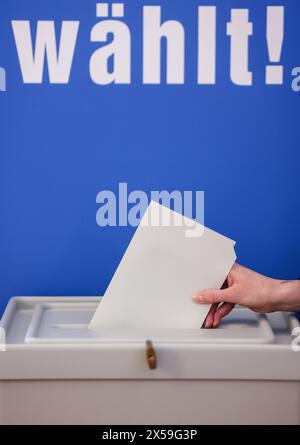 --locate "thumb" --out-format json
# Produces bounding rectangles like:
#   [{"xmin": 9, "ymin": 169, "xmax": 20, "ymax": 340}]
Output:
[{"xmin": 192, "ymin": 286, "xmax": 237, "ymax": 304}]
